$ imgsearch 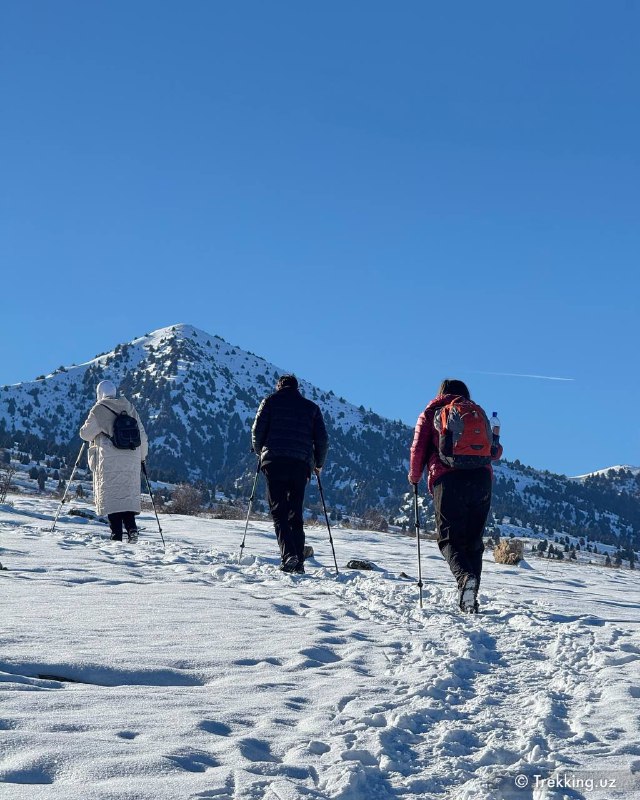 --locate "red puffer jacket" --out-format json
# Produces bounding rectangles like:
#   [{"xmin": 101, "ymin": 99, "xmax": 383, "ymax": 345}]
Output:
[{"xmin": 408, "ymin": 394, "xmax": 503, "ymax": 494}]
